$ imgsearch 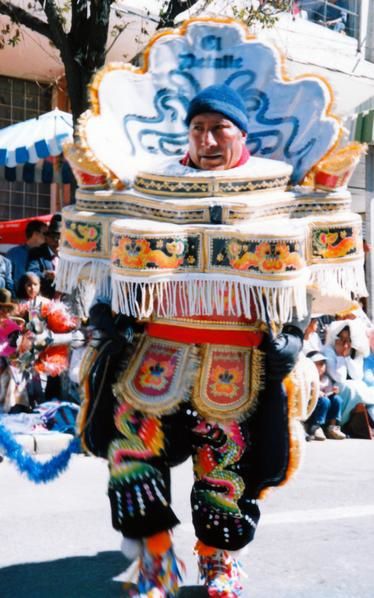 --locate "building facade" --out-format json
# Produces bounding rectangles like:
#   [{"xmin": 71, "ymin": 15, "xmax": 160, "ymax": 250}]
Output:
[{"xmin": 0, "ymin": 76, "xmax": 53, "ymax": 219}]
